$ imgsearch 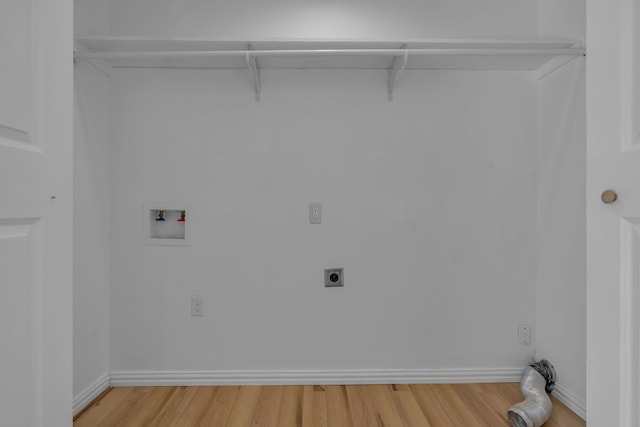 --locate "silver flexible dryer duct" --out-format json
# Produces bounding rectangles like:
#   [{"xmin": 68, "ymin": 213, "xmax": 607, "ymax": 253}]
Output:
[{"xmin": 507, "ymin": 360, "xmax": 557, "ymax": 427}]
